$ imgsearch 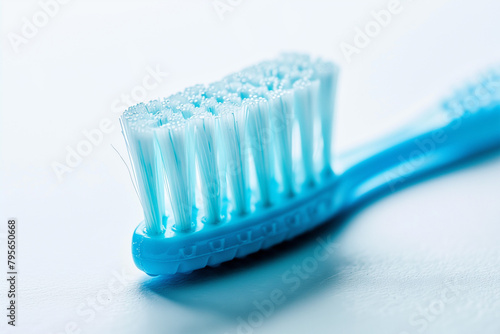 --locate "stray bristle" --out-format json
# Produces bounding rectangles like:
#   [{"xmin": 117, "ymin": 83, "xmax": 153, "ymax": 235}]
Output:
[{"xmin": 120, "ymin": 53, "xmax": 339, "ymax": 236}]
